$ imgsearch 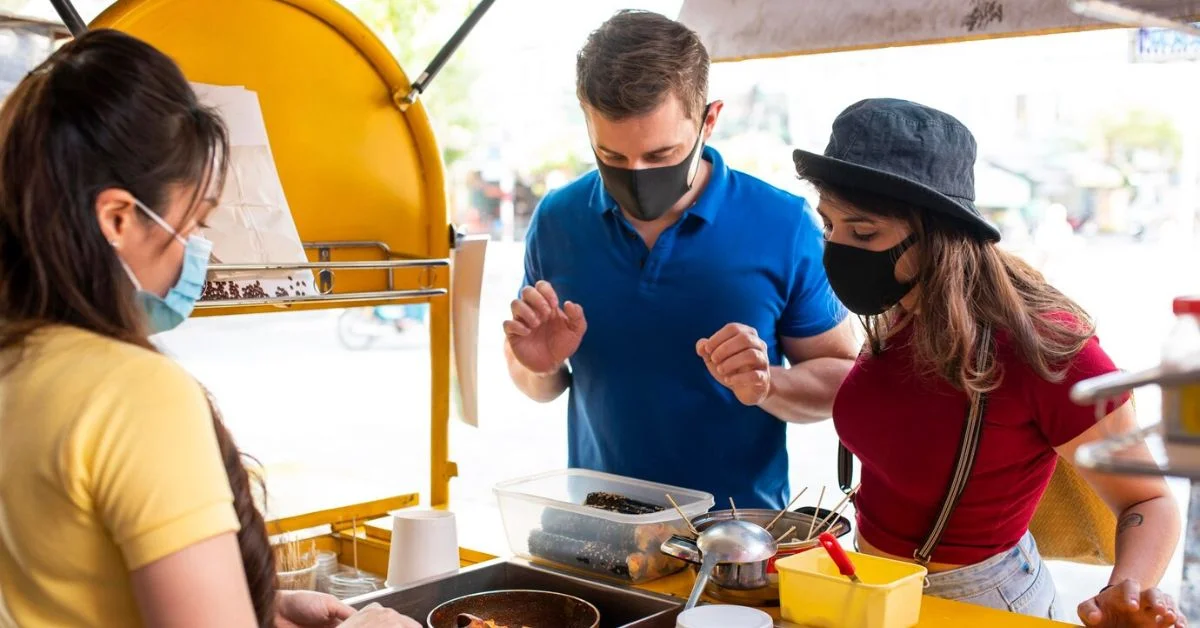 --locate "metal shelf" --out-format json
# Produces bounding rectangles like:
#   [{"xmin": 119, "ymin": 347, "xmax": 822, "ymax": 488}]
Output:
[
  {"xmin": 1071, "ymin": 361, "xmax": 1200, "ymax": 479},
  {"xmin": 198, "ymin": 239, "xmax": 448, "ymax": 310},
  {"xmin": 1070, "ymin": 363, "xmax": 1200, "ymax": 406},
  {"xmin": 195, "ymin": 288, "xmax": 445, "ymax": 309},
  {"xmin": 210, "ymin": 260, "xmax": 446, "ymax": 272},
  {"xmin": 1074, "ymin": 423, "xmax": 1200, "ymax": 479}
]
